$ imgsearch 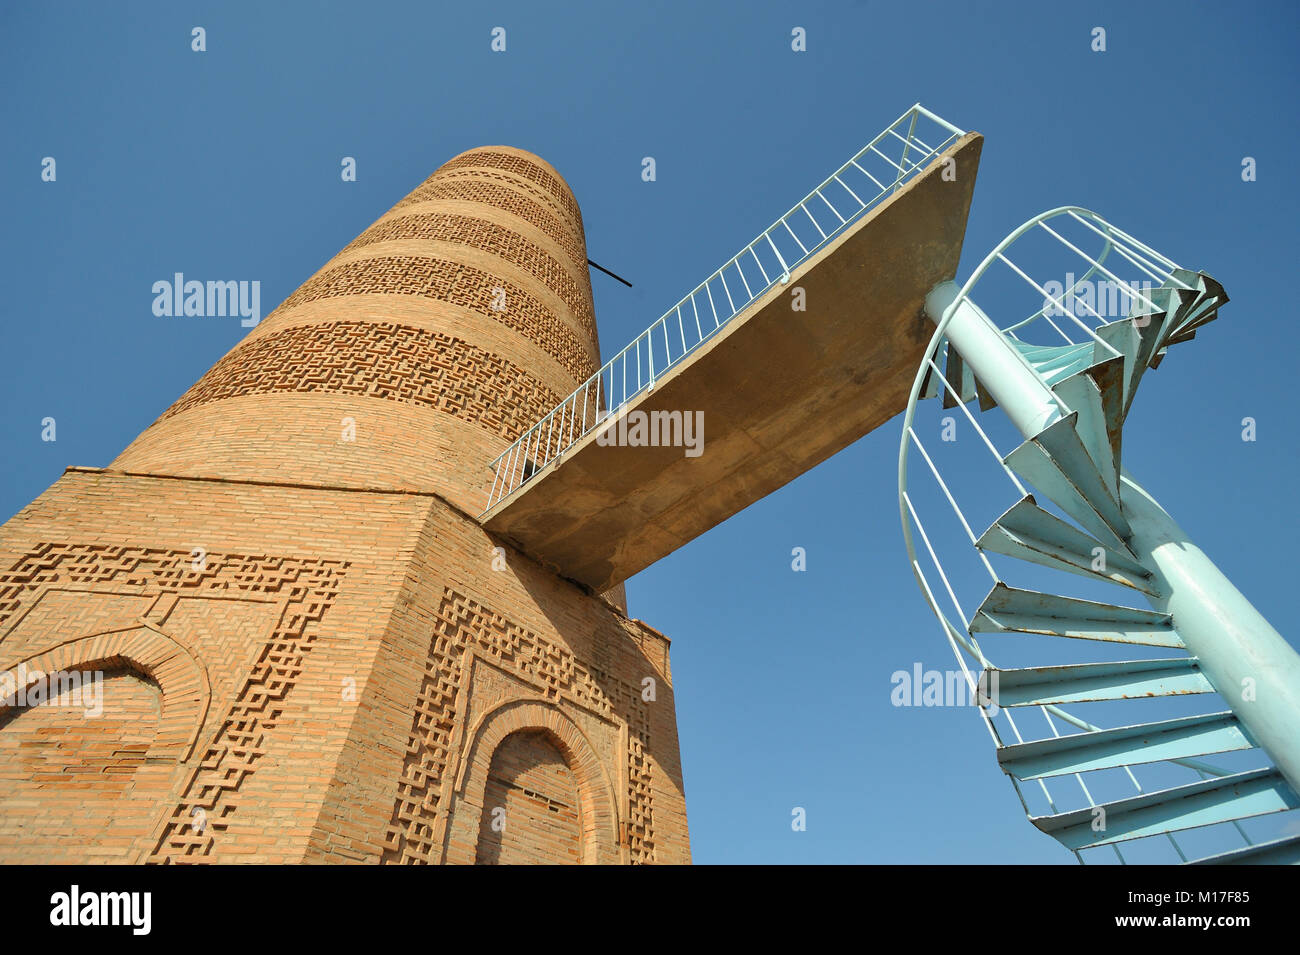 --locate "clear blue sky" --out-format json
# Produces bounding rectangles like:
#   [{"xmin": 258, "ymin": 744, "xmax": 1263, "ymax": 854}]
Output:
[{"xmin": 2, "ymin": 1, "xmax": 1296, "ymax": 863}]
